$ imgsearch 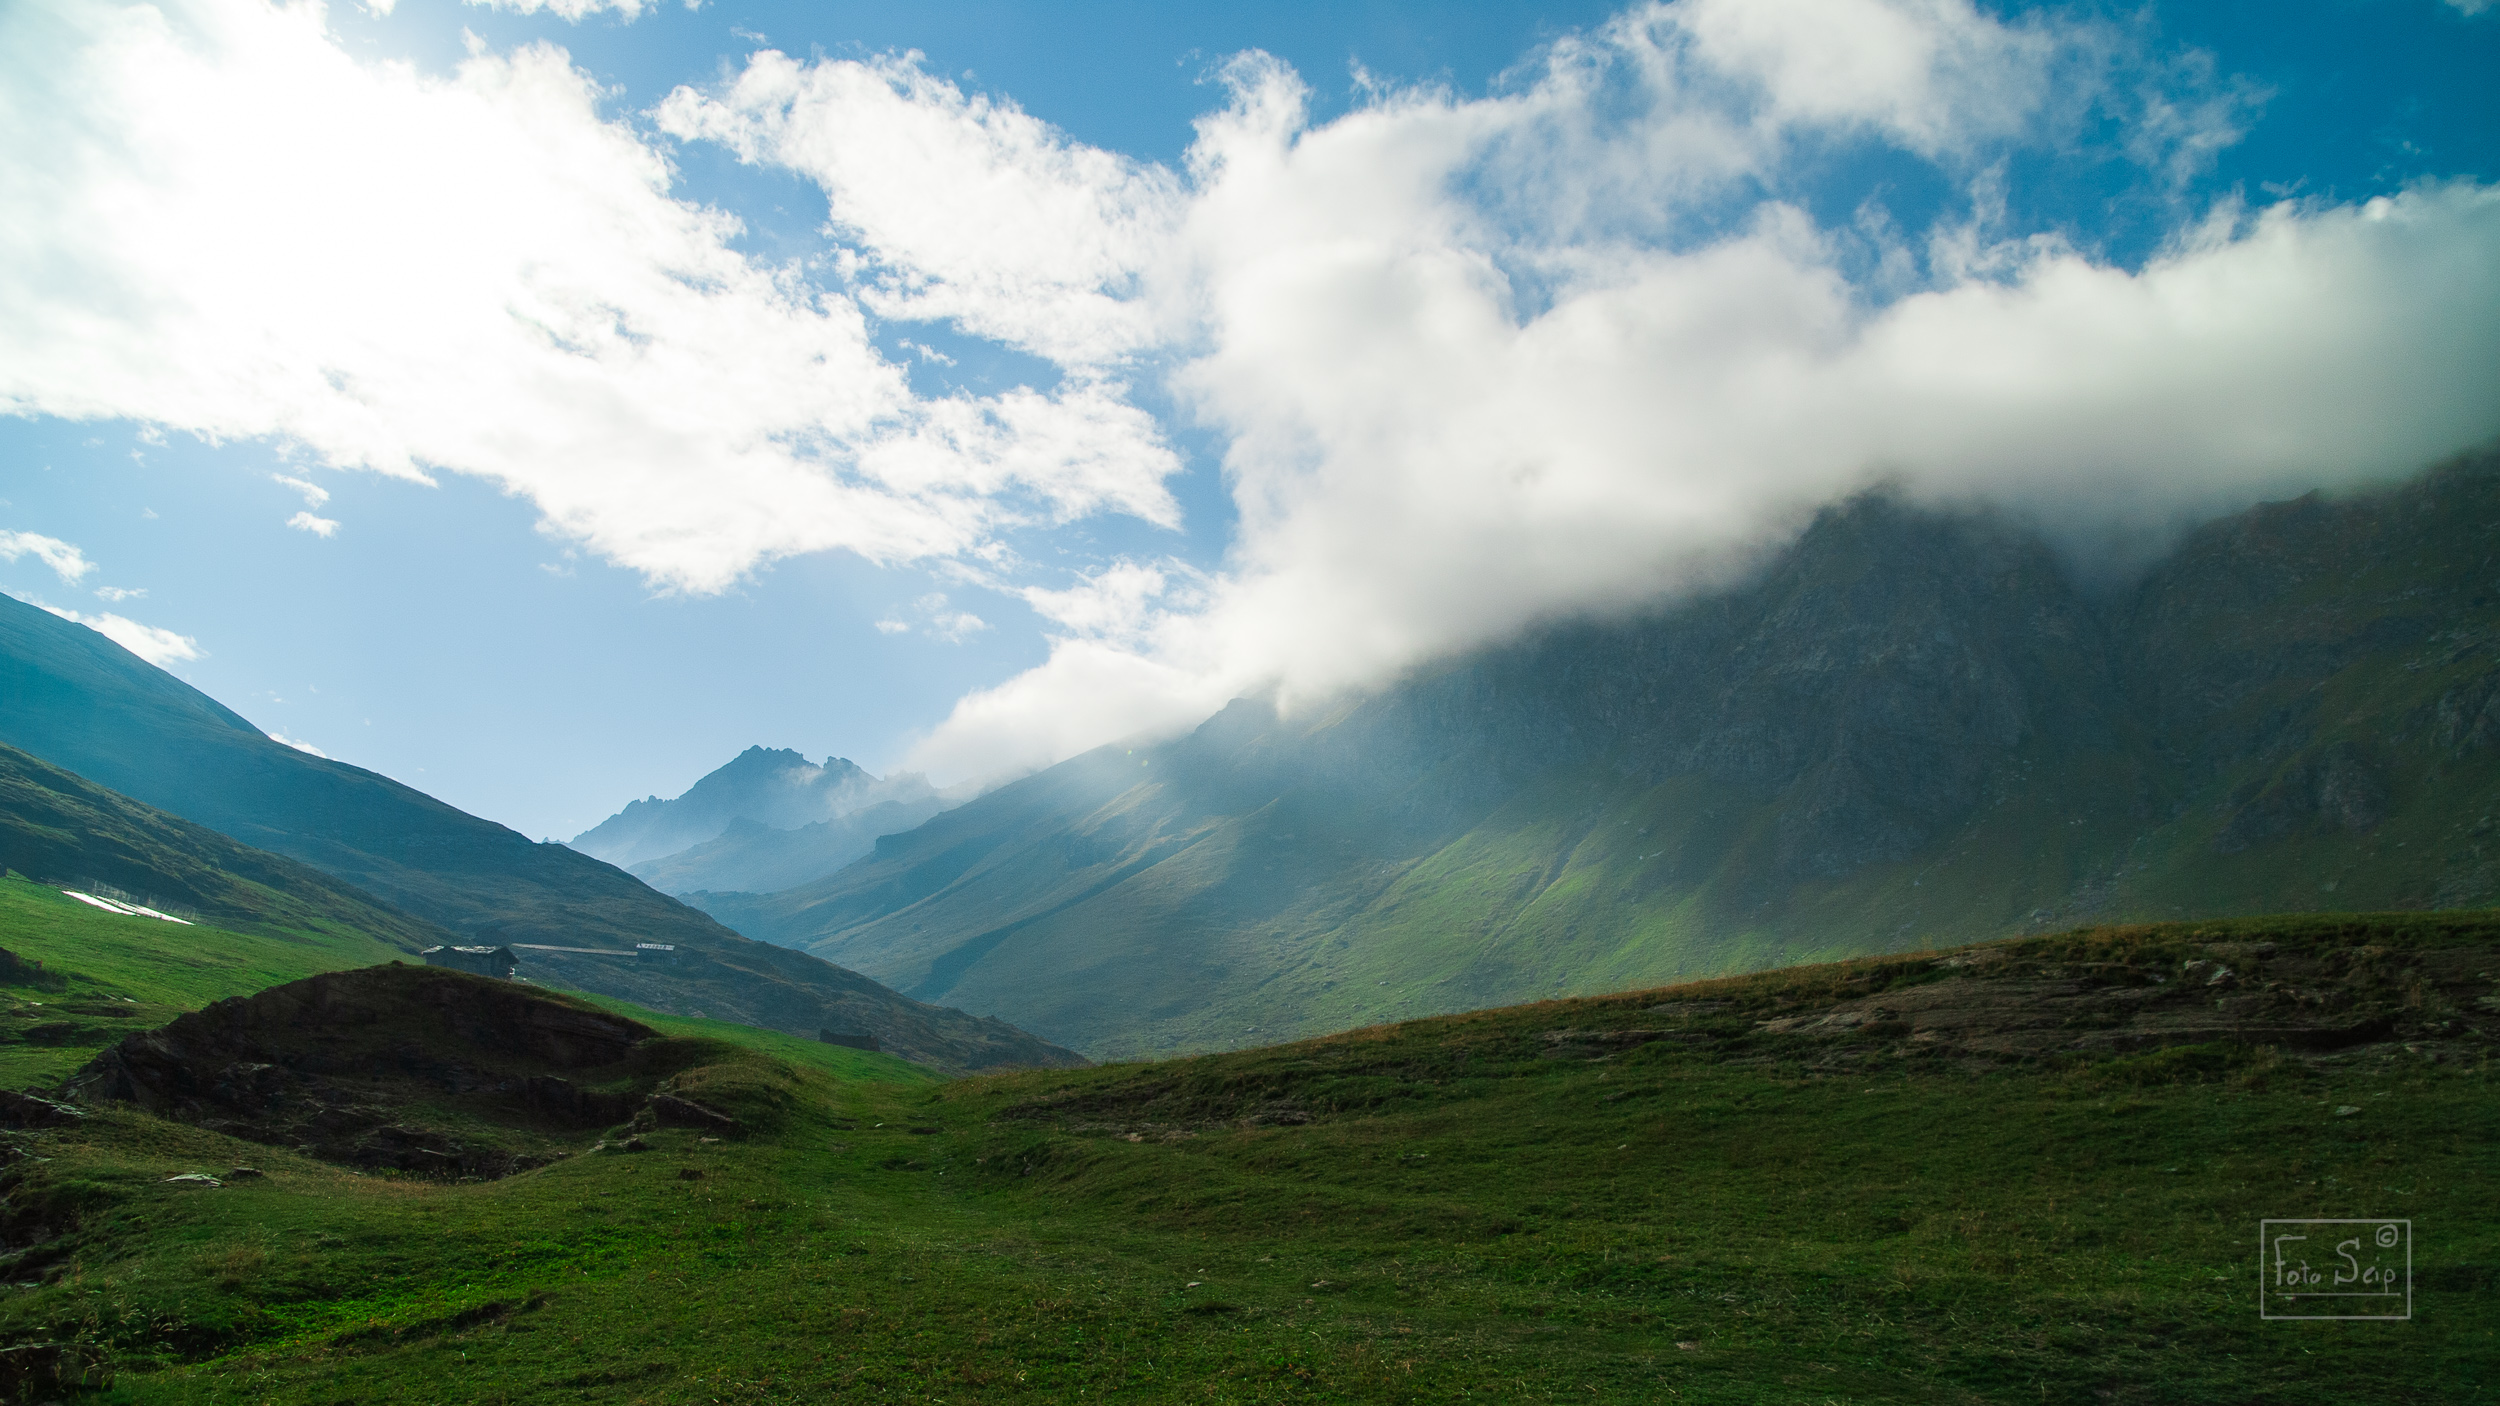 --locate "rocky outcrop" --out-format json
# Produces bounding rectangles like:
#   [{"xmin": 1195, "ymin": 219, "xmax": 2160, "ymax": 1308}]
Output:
[
  {"xmin": 985, "ymin": 914, "xmax": 2500, "ymax": 1139},
  {"xmin": 2213, "ymin": 741, "xmax": 2390, "ymax": 852}
]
